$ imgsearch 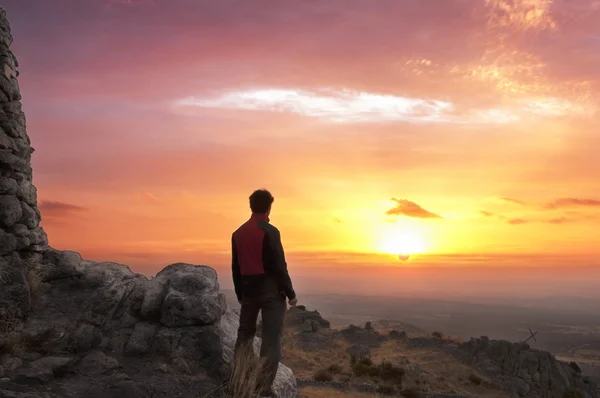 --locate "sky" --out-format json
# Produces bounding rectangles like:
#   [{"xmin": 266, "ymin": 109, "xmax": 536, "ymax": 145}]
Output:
[{"xmin": 3, "ymin": 0, "xmax": 600, "ymax": 298}]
